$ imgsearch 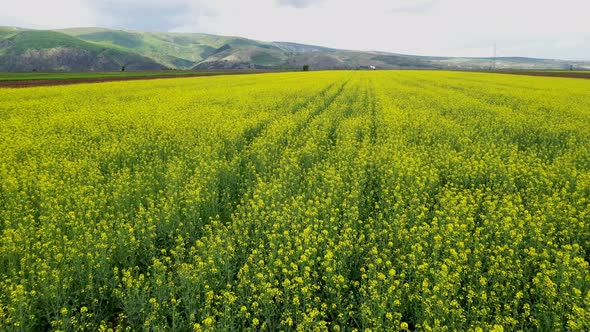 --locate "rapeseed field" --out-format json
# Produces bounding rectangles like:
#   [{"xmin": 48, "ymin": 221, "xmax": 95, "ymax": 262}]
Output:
[{"xmin": 1, "ymin": 71, "xmax": 589, "ymax": 331}]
